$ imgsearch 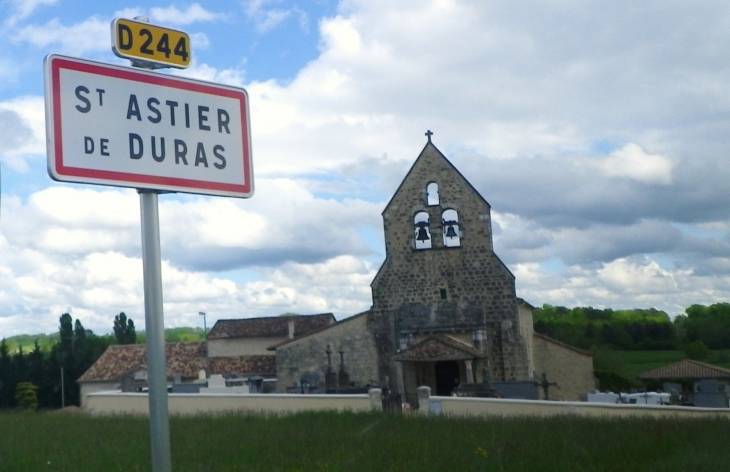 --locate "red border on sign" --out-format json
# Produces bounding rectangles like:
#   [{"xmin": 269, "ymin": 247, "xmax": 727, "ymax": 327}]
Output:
[{"xmin": 49, "ymin": 56, "xmax": 252, "ymax": 196}]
